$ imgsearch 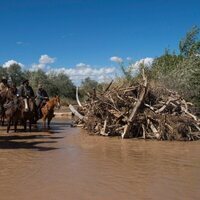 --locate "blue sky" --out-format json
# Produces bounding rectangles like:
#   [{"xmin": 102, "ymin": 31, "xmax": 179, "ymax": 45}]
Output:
[{"xmin": 0, "ymin": 0, "xmax": 200, "ymax": 83}]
